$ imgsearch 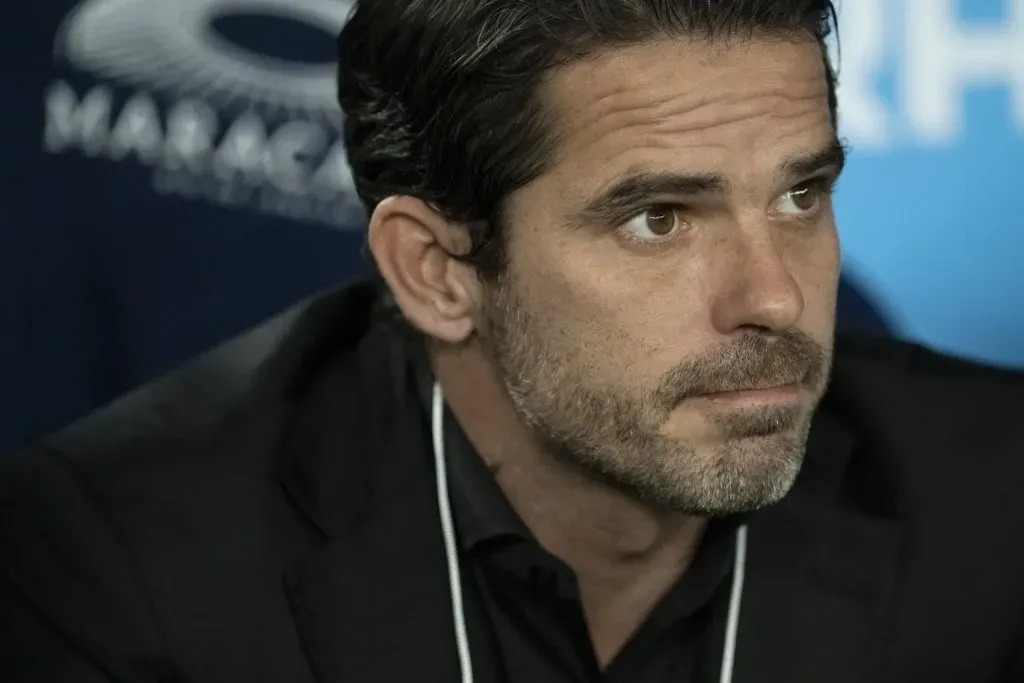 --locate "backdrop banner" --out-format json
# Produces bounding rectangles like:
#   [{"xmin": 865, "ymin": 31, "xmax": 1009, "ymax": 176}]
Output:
[{"xmin": 1, "ymin": 0, "xmax": 1020, "ymax": 453}]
